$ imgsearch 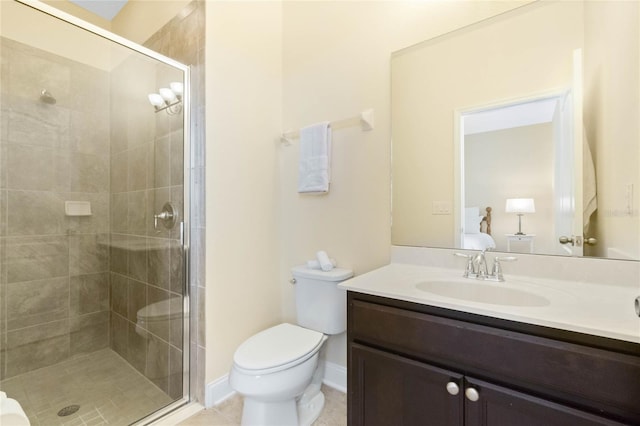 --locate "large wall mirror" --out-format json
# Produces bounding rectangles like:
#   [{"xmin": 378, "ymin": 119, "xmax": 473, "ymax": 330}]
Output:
[{"xmin": 391, "ymin": 0, "xmax": 639, "ymax": 261}]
